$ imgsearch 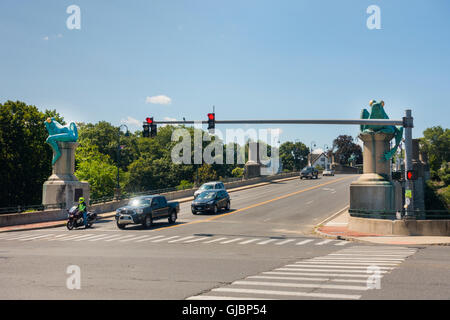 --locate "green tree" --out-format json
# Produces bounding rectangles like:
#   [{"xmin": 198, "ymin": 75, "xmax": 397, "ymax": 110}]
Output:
[
  {"xmin": 332, "ymin": 135, "xmax": 362, "ymax": 165},
  {"xmin": 231, "ymin": 167, "xmax": 244, "ymax": 178},
  {"xmin": 420, "ymin": 126, "xmax": 450, "ymax": 180},
  {"xmin": 279, "ymin": 141, "xmax": 309, "ymax": 171},
  {"xmin": 0, "ymin": 100, "xmax": 64, "ymax": 206},
  {"xmin": 74, "ymin": 144, "xmax": 124, "ymax": 199}
]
